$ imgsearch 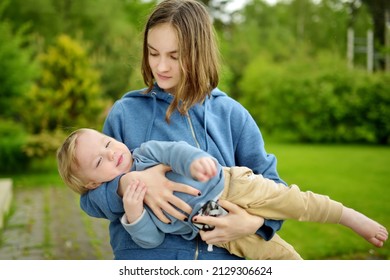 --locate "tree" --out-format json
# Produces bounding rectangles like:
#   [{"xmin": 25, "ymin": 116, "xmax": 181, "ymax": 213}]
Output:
[{"xmin": 22, "ymin": 34, "xmax": 106, "ymax": 134}]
